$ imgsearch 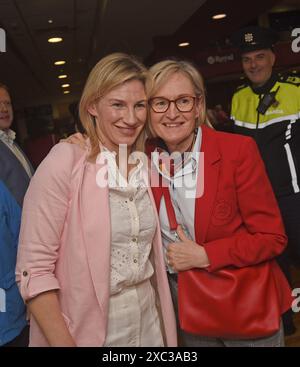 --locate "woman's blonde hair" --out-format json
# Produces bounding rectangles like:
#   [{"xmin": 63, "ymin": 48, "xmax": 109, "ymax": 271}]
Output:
[
  {"xmin": 146, "ymin": 59, "xmax": 212, "ymax": 137},
  {"xmin": 79, "ymin": 52, "xmax": 148, "ymax": 160}
]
